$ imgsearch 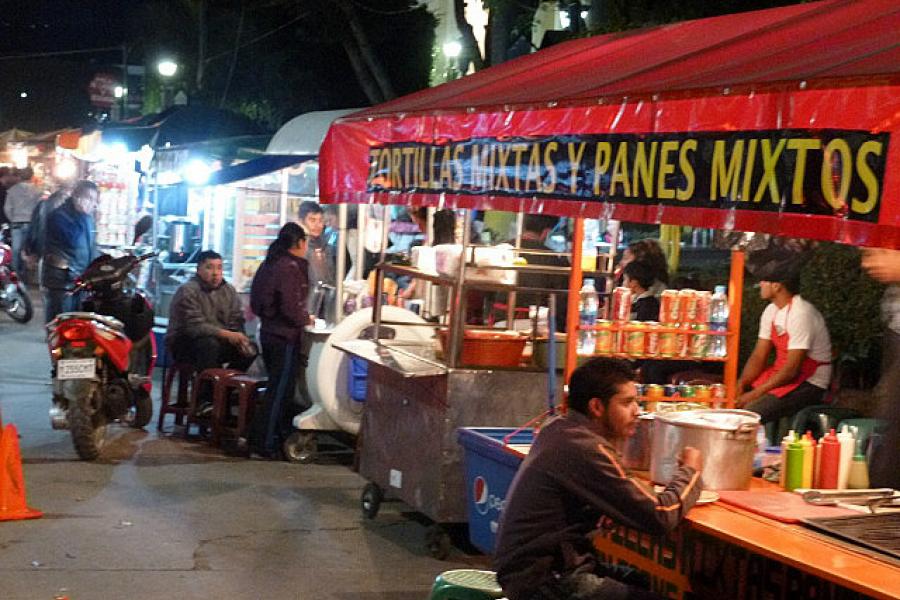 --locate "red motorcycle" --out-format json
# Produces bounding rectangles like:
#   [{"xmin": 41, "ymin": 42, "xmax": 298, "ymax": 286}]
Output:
[
  {"xmin": 0, "ymin": 224, "xmax": 33, "ymax": 323},
  {"xmin": 47, "ymin": 253, "xmax": 157, "ymax": 460}
]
